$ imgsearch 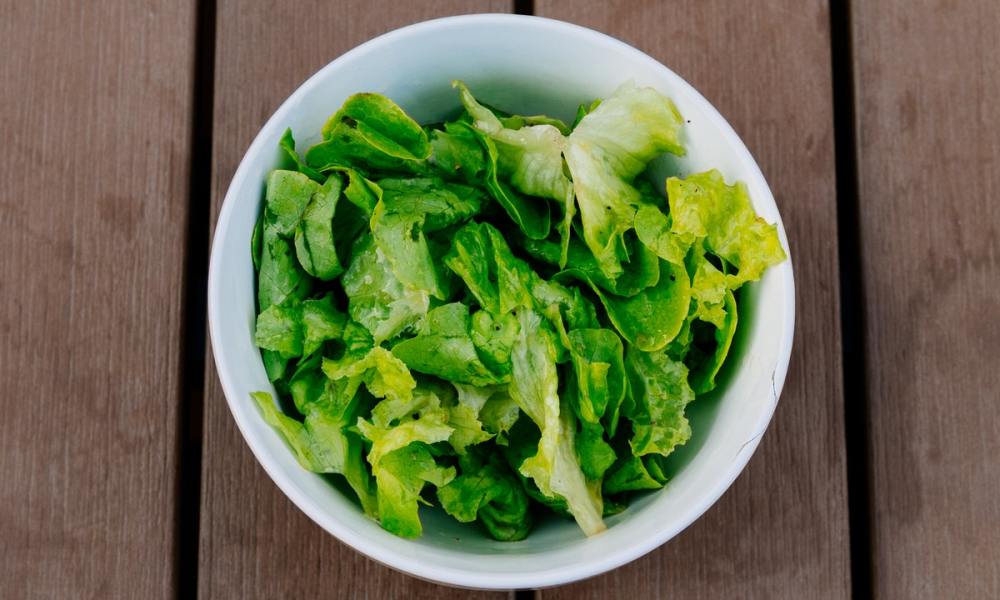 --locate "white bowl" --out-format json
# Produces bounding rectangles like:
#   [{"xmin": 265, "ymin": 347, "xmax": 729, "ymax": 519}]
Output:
[{"xmin": 209, "ymin": 14, "xmax": 795, "ymax": 590}]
